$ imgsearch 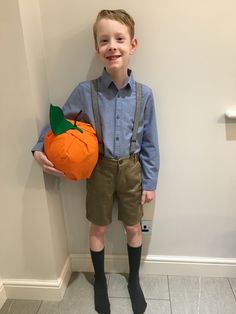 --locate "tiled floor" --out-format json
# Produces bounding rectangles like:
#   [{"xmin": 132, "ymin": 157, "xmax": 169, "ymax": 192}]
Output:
[{"xmin": 1, "ymin": 272, "xmax": 236, "ymax": 314}]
